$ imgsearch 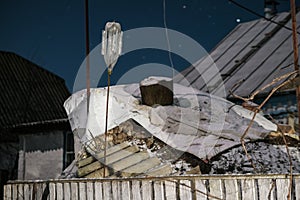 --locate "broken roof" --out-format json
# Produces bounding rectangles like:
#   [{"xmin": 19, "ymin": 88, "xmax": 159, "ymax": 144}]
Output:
[
  {"xmin": 64, "ymin": 79, "xmax": 277, "ymax": 161},
  {"xmin": 174, "ymin": 11, "xmax": 298, "ymax": 99},
  {"xmin": 0, "ymin": 51, "xmax": 70, "ymax": 130}
]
